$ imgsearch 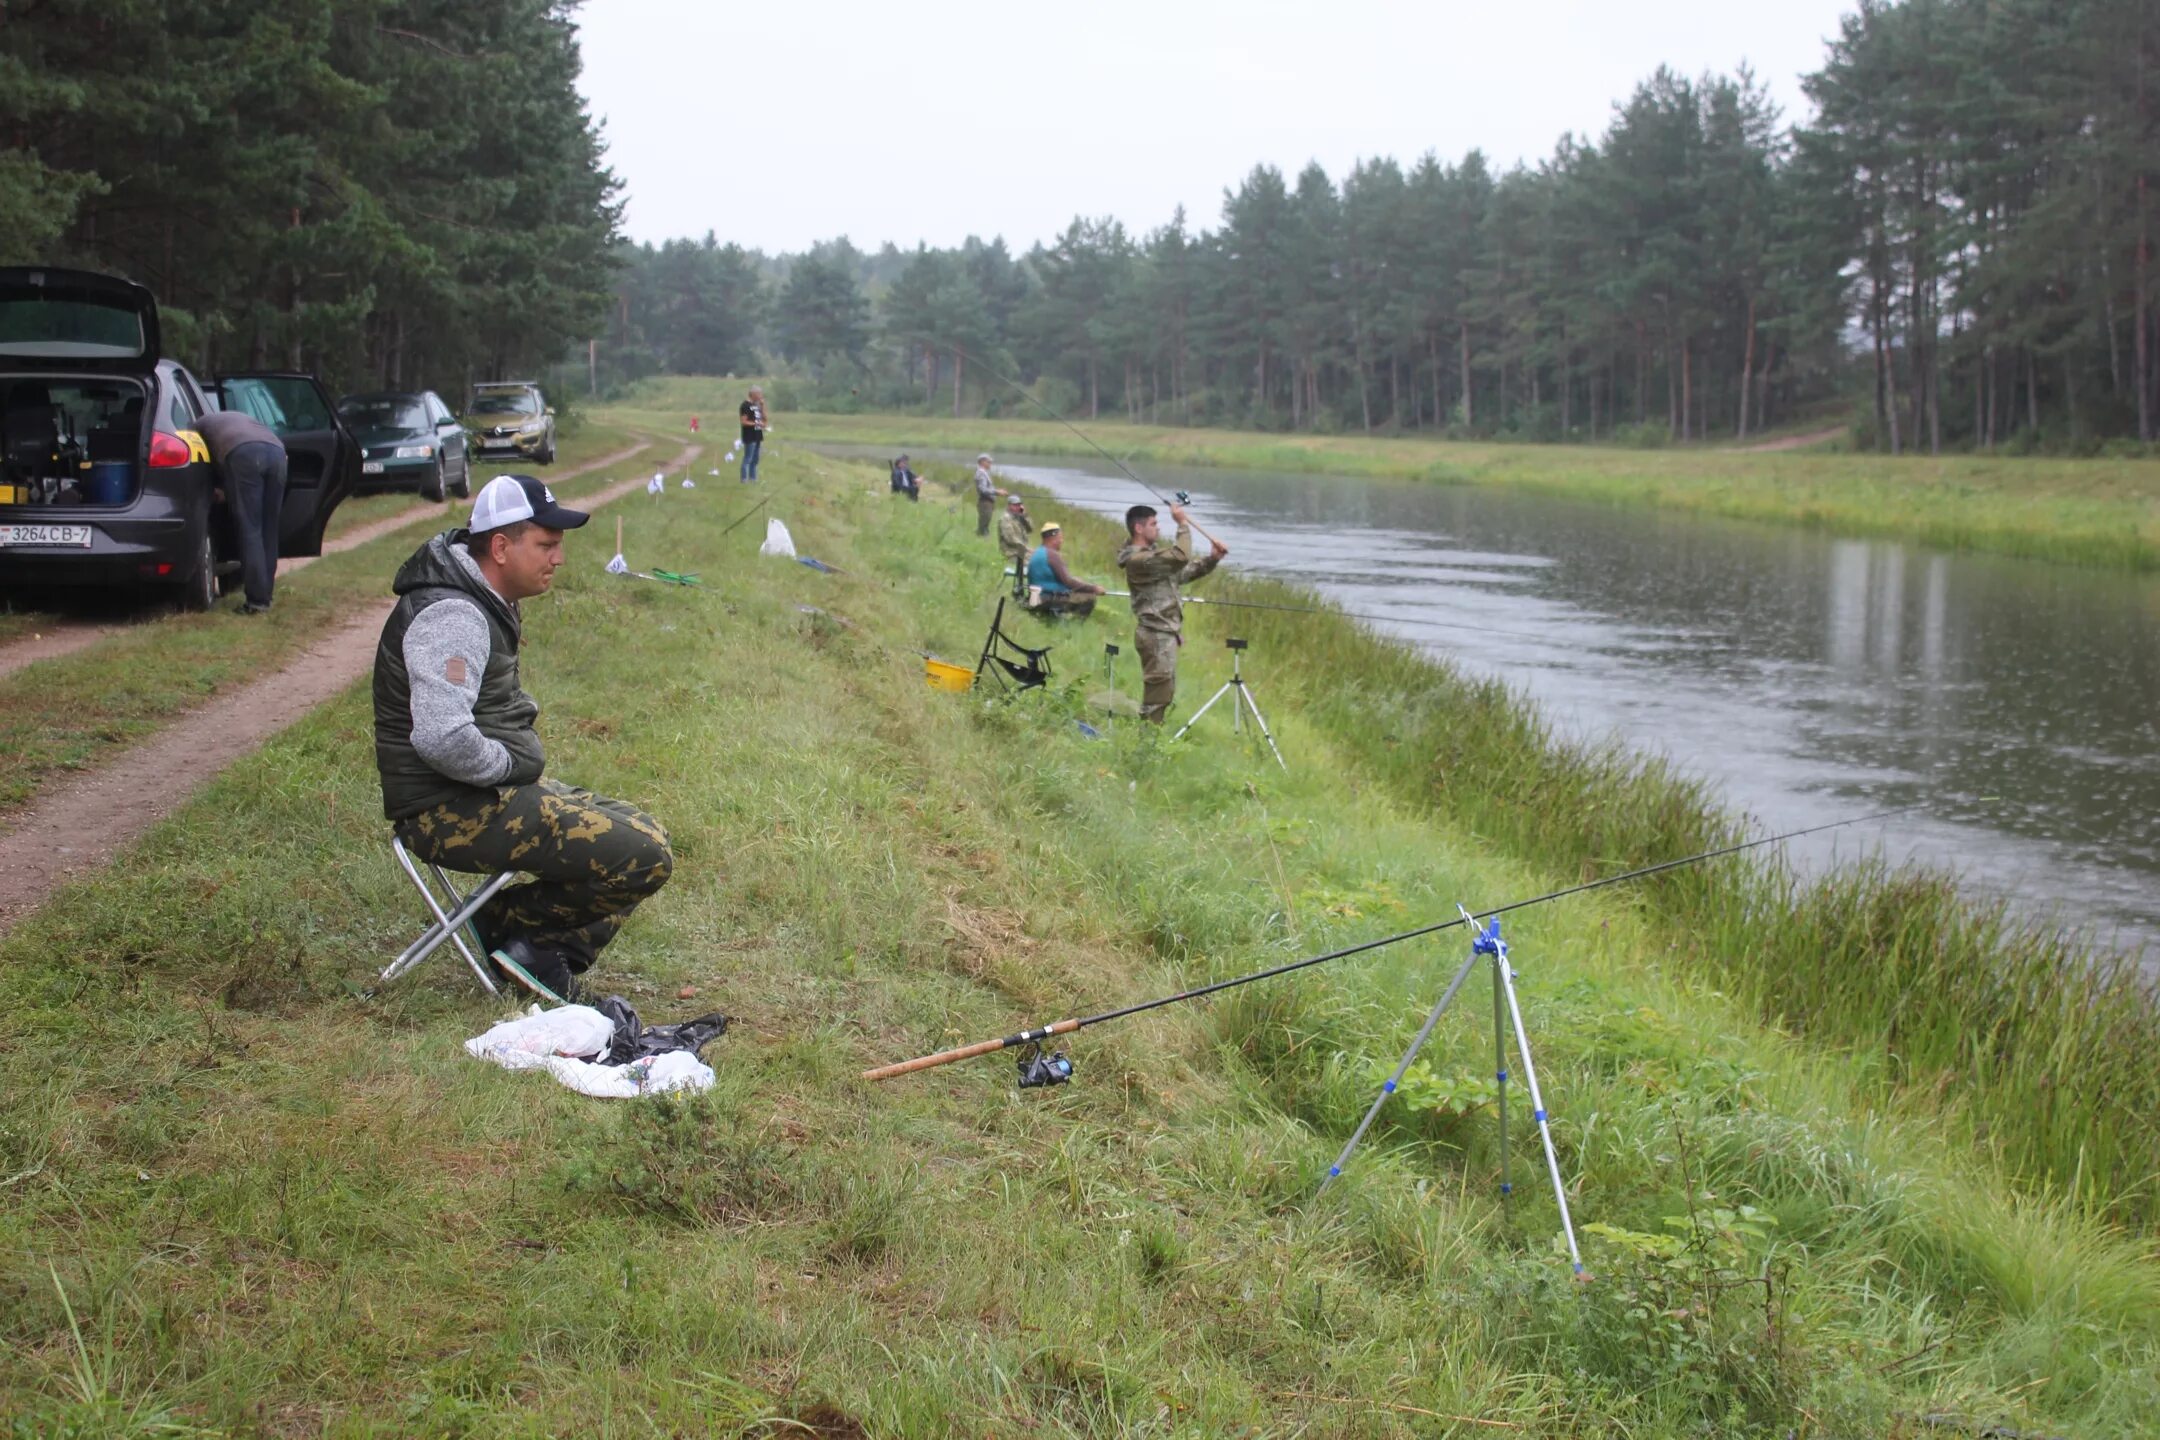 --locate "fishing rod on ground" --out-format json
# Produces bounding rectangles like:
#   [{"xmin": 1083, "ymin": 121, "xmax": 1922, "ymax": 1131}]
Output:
[{"xmin": 861, "ymin": 801, "xmax": 1929, "ymax": 1086}]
